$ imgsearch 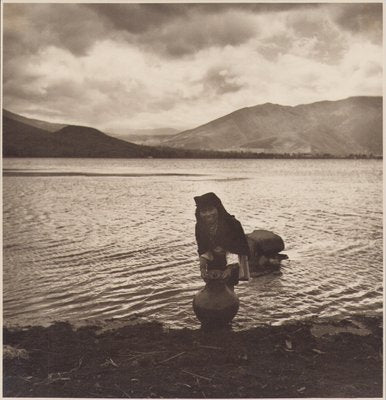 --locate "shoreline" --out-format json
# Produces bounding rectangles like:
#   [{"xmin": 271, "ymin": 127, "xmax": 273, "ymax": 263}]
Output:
[{"xmin": 3, "ymin": 315, "xmax": 383, "ymax": 398}]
